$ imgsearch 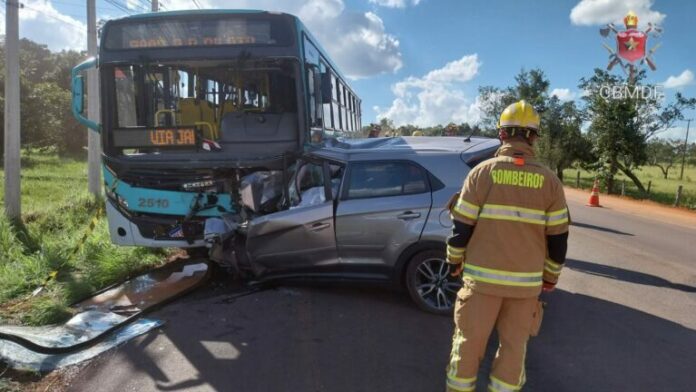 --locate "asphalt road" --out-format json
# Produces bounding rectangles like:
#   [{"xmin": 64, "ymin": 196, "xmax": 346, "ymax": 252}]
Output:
[{"xmin": 66, "ymin": 190, "xmax": 696, "ymax": 392}]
